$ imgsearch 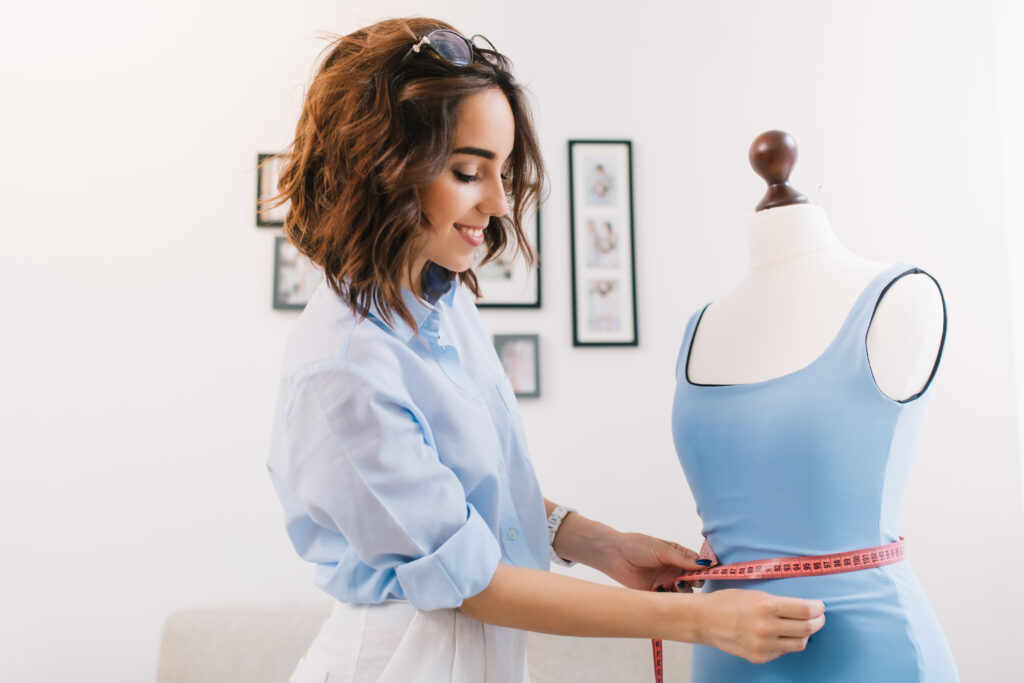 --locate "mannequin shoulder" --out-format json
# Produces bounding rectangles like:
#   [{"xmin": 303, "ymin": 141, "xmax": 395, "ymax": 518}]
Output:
[{"xmin": 866, "ymin": 271, "xmax": 946, "ymax": 401}]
